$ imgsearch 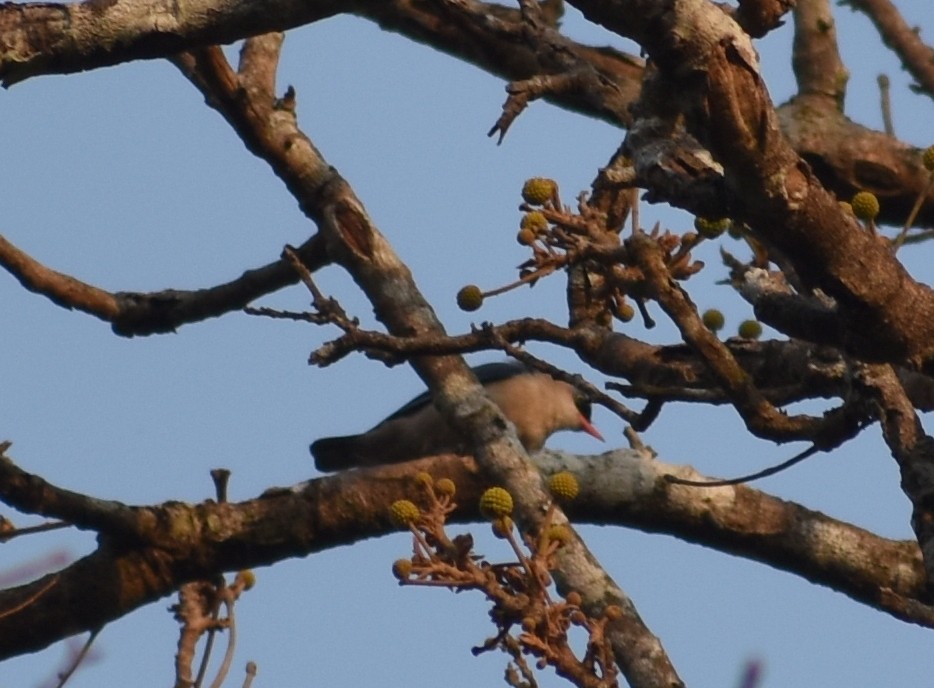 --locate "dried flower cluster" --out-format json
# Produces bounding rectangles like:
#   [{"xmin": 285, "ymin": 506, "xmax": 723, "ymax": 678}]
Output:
[
  {"xmin": 390, "ymin": 472, "xmax": 618, "ymax": 688},
  {"xmin": 170, "ymin": 570, "xmax": 256, "ymax": 688},
  {"xmin": 456, "ymin": 178, "xmax": 707, "ymax": 330}
]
